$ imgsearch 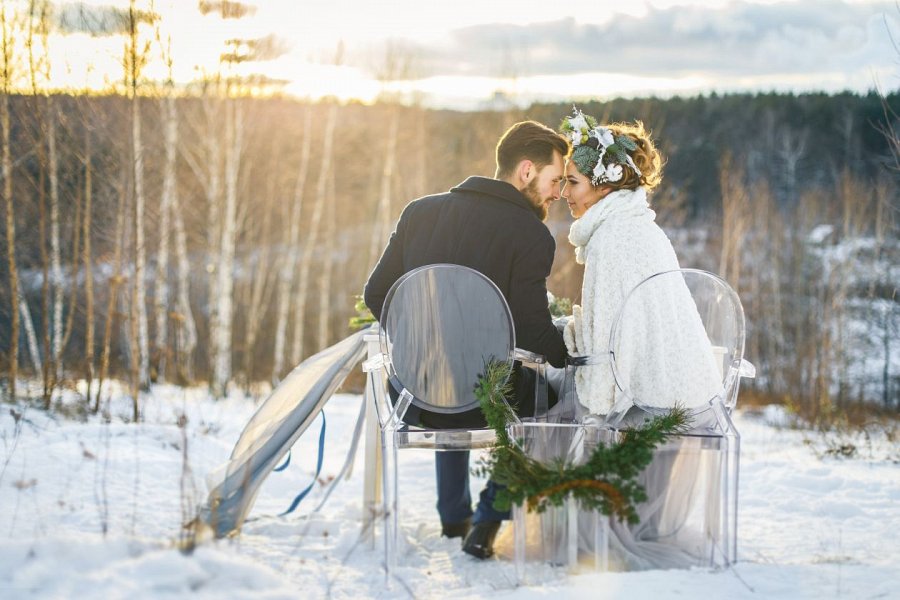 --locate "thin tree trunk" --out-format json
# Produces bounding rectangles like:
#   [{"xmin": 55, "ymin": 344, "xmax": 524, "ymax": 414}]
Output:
[
  {"xmin": 367, "ymin": 107, "xmax": 398, "ymax": 269},
  {"xmin": 172, "ymin": 193, "xmax": 196, "ymax": 382},
  {"xmin": 47, "ymin": 98, "xmax": 63, "ymax": 384},
  {"xmin": 26, "ymin": 0, "xmax": 53, "ymax": 407},
  {"xmin": 272, "ymin": 105, "xmax": 311, "ymax": 381},
  {"xmin": 82, "ymin": 122, "xmax": 94, "ymax": 404},
  {"xmin": 242, "ymin": 193, "xmax": 274, "ymax": 391},
  {"xmin": 153, "ymin": 93, "xmax": 177, "ymax": 383},
  {"xmin": 1, "ymin": 44, "xmax": 17, "ymax": 401},
  {"xmin": 292, "ymin": 103, "xmax": 337, "ymax": 364},
  {"xmin": 95, "ymin": 172, "xmax": 128, "ymax": 413},
  {"xmin": 129, "ymin": 265, "xmax": 140, "ymax": 420},
  {"xmin": 211, "ymin": 99, "xmax": 242, "ymax": 397},
  {"xmin": 415, "ymin": 106, "xmax": 427, "ymax": 198},
  {"xmin": 718, "ymin": 153, "xmax": 749, "ymax": 292},
  {"xmin": 317, "ymin": 161, "xmax": 337, "ymax": 350},
  {"xmin": 872, "ymin": 182, "xmax": 892, "ymax": 406},
  {"xmin": 38, "ymin": 129, "xmax": 51, "ymax": 408},
  {"xmin": 17, "ymin": 279, "xmax": 41, "ymax": 375},
  {"xmin": 132, "ymin": 95, "xmax": 149, "ymax": 389},
  {"xmin": 205, "ymin": 95, "xmax": 223, "ymax": 388},
  {"xmin": 61, "ymin": 185, "xmax": 81, "ymax": 352}
]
